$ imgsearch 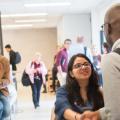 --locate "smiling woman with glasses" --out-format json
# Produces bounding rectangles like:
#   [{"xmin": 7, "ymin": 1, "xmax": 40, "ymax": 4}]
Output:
[{"xmin": 55, "ymin": 53, "xmax": 104, "ymax": 120}]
